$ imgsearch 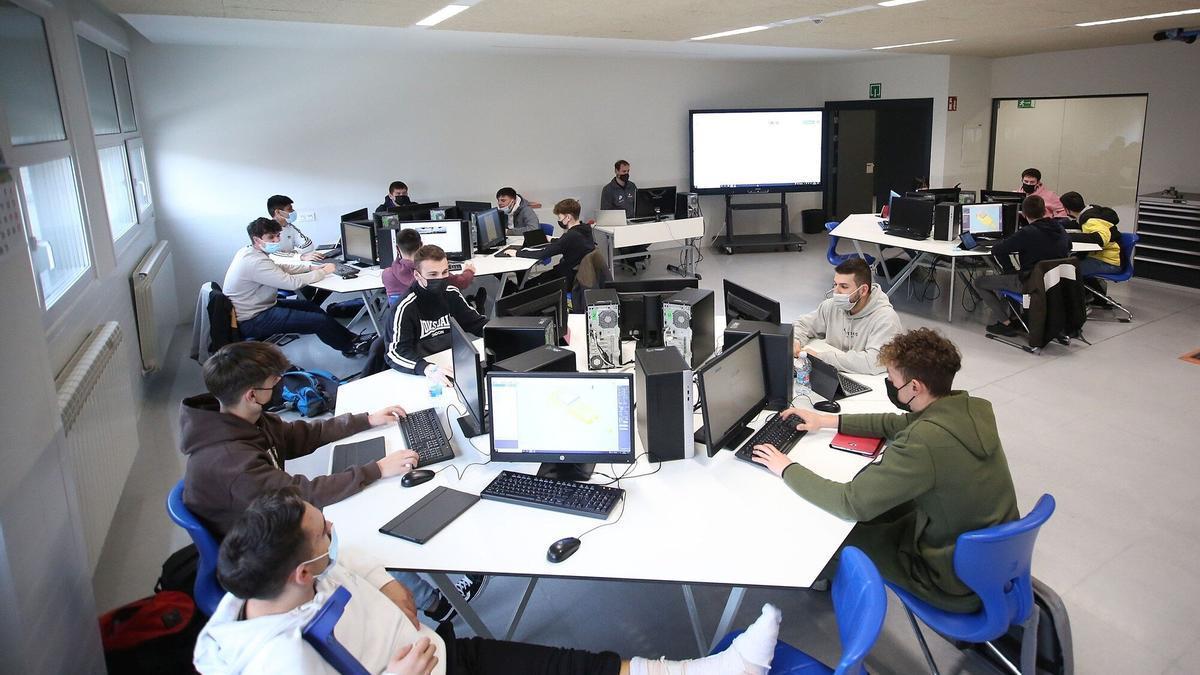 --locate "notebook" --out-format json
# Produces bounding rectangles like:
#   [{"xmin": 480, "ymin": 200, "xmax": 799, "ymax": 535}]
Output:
[
  {"xmin": 378, "ymin": 487, "xmax": 479, "ymax": 544},
  {"xmin": 829, "ymin": 432, "xmax": 886, "ymax": 459},
  {"xmin": 331, "ymin": 437, "xmax": 386, "ymax": 474}
]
